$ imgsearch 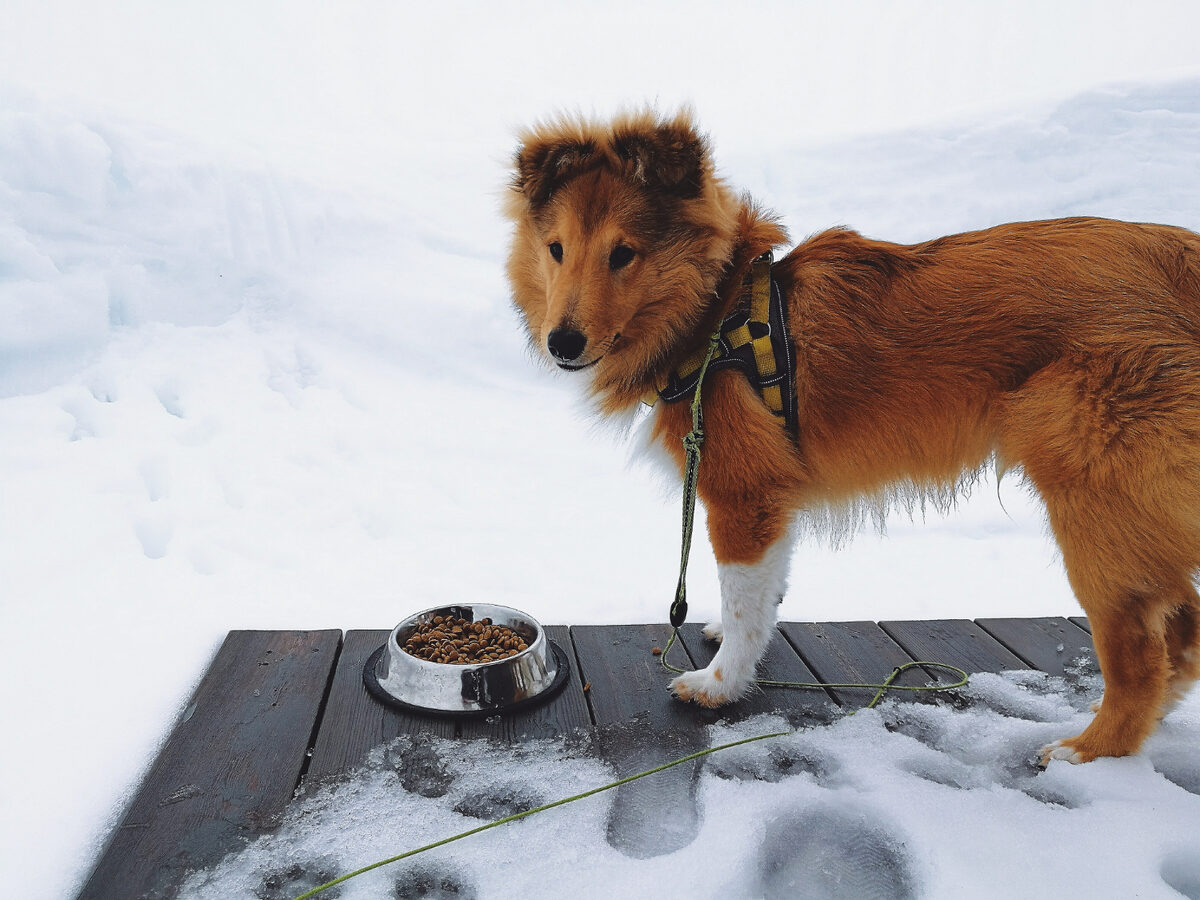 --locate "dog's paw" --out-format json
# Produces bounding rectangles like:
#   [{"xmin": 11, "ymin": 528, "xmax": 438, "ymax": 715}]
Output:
[
  {"xmin": 1089, "ymin": 696, "xmax": 1103, "ymax": 713},
  {"xmin": 701, "ymin": 621, "xmax": 724, "ymax": 643},
  {"xmin": 1038, "ymin": 738, "xmax": 1093, "ymax": 766},
  {"xmin": 670, "ymin": 667, "xmax": 744, "ymax": 707}
]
